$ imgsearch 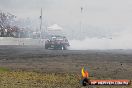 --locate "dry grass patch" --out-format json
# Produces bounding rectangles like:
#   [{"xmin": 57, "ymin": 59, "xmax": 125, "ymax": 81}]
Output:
[{"xmin": 0, "ymin": 71, "xmax": 131, "ymax": 88}]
